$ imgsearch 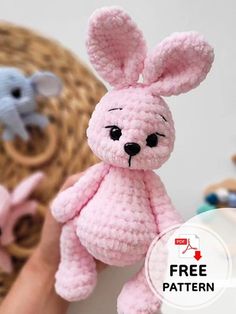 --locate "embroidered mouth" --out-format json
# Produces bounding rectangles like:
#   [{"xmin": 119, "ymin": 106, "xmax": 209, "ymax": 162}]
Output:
[{"xmin": 128, "ymin": 156, "xmax": 132, "ymax": 167}]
